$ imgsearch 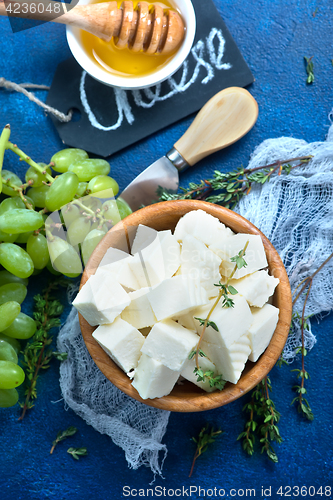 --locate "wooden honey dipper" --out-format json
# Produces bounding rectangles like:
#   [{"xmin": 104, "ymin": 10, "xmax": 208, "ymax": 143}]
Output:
[{"xmin": 0, "ymin": 0, "xmax": 185, "ymax": 55}]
